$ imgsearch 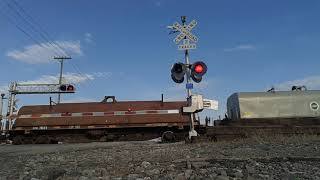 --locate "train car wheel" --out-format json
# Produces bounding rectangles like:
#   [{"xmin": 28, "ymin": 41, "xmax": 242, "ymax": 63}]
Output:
[
  {"xmin": 161, "ymin": 131, "xmax": 175, "ymax": 143},
  {"xmin": 12, "ymin": 135, "xmax": 23, "ymax": 145},
  {"xmin": 34, "ymin": 136, "xmax": 50, "ymax": 144}
]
